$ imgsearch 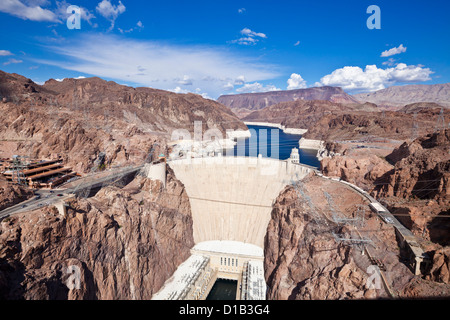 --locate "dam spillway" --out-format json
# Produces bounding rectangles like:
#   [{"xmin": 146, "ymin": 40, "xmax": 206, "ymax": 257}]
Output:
[{"xmin": 168, "ymin": 155, "xmax": 313, "ymax": 249}]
